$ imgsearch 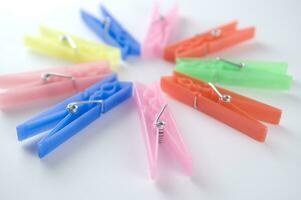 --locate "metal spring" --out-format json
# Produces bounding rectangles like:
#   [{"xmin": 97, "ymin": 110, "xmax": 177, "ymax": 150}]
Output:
[
  {"xmin": 208, "ymin": 82, "xmax": 232, "ymax": 102},
  {"xmin": 67, "ymin": 100, "xmax": 104, "ymax": 113},
  {"xmin": 103, "ymin": 17, "xmax": 111, "ymax": 36},
  {"xmin": 216, "ymin": 57, "xmax": 245, "ymax": 68},
  {"xmin": 211, "ymin": 29, "xmax": 222, "ymax": 37},
  {"xmin": 41, "ymin": 72, "xmax": 74, "ymax": 81},
  {"xmin": 60, "ymin": 35, "xmax": 78, "ymax": 52},
  {"xmin": 156, "ymin": 121, "xmax": 165, "ymax": 144},
  {"xmin": 154, "ymin": 104, "xmax": 168, "ymax": 144}
]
